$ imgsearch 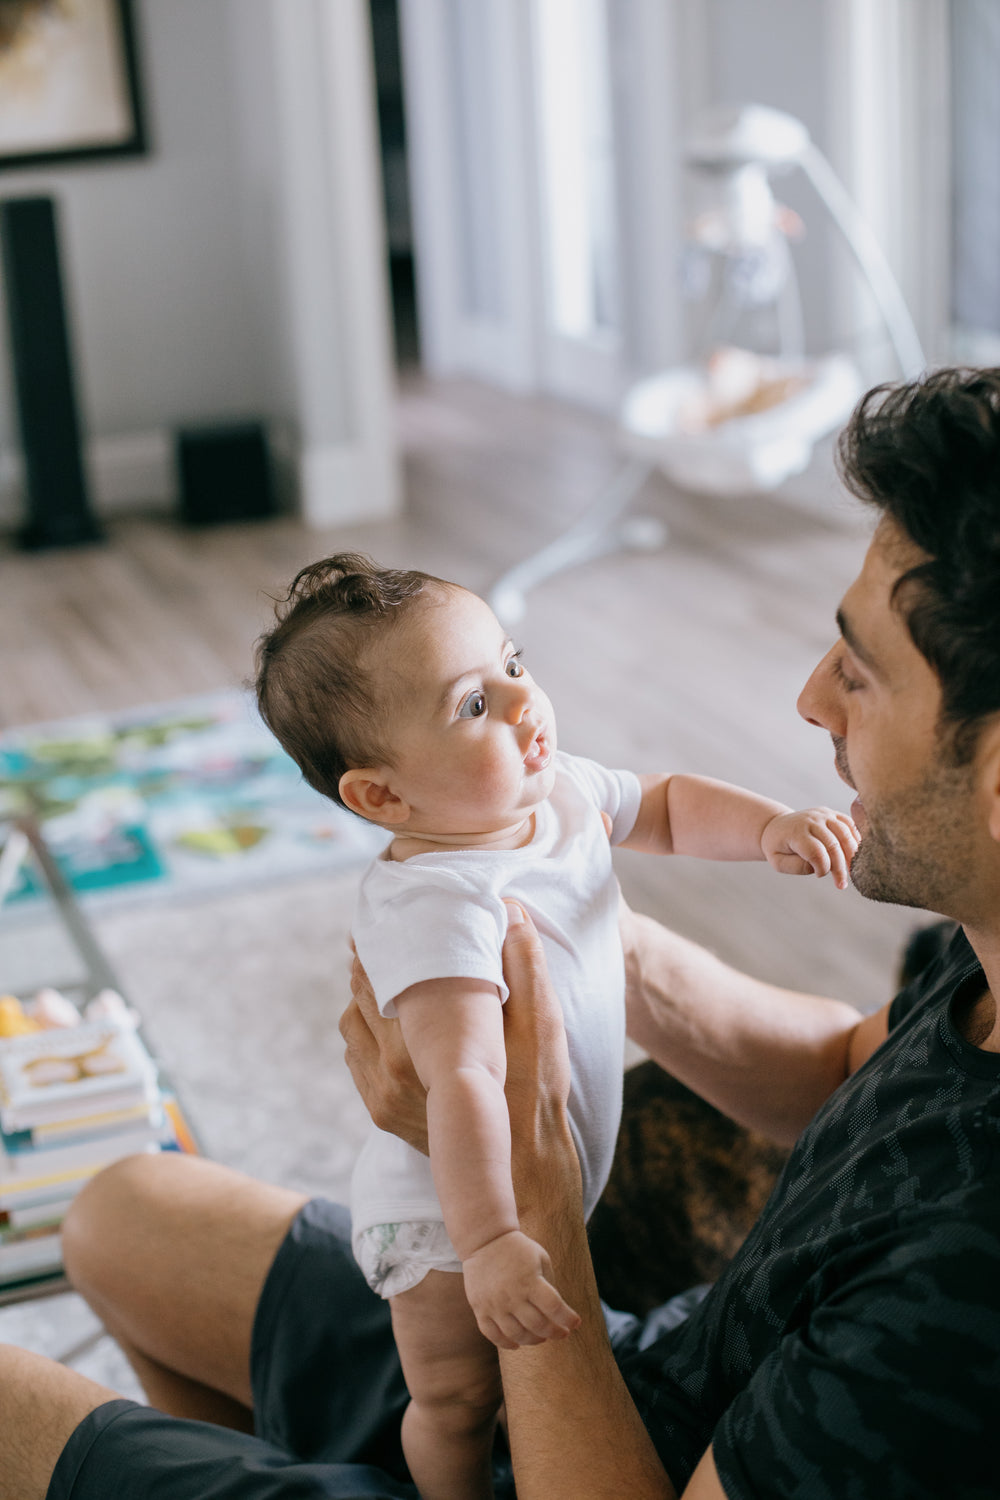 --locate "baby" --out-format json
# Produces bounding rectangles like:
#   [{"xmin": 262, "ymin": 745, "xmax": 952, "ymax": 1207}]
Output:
[{"xmin": 254, "ymin": 553, "xmax": 857, "ymax": 1500}]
